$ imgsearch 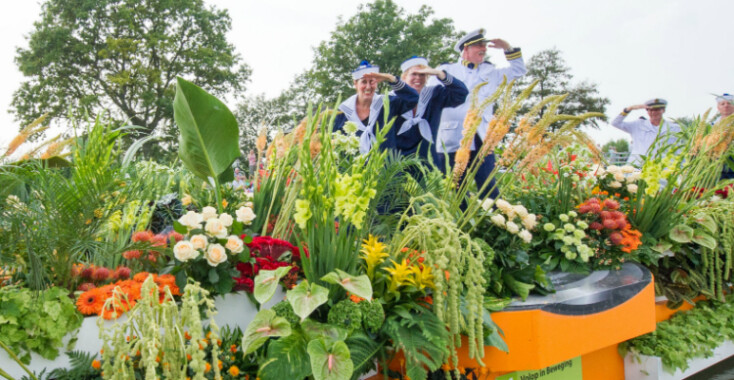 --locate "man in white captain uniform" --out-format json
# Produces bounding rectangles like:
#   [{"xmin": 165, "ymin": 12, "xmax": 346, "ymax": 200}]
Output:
[{"xmin": 610, "ymin": 98, "xmax": 680, "ymax": 166}]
